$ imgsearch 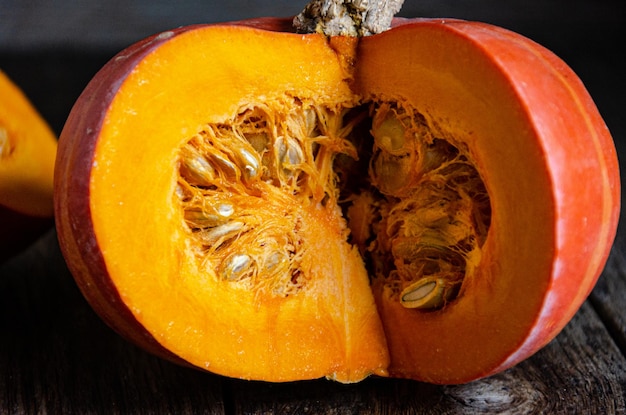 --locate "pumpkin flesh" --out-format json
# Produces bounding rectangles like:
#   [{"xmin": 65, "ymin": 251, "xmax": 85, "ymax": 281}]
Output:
[
  {"xmin": 0, "ymin": 70, "xmax": 56, "ymax": 261},
  {"xmin": 54, "ymin": 18, "xmax": 620, "ymax": 384}
]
